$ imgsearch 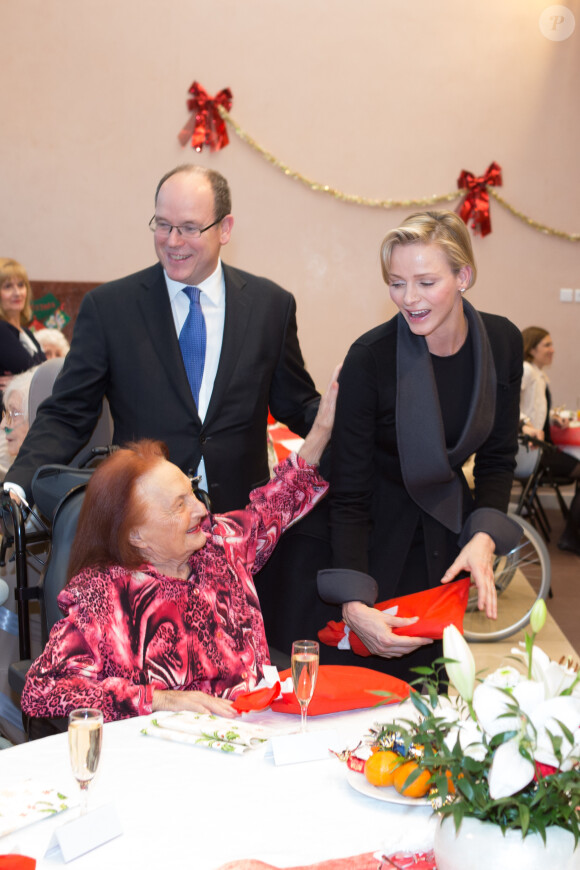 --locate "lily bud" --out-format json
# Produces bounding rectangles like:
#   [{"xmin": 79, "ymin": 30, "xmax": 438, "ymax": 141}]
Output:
[
  {"xmin": 529, "ymin": 599, "xmax": 547, "ymax": 635},
  {"xmin": 443, "ymin": 624, "xmax": 475, "ymax": 703}
]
